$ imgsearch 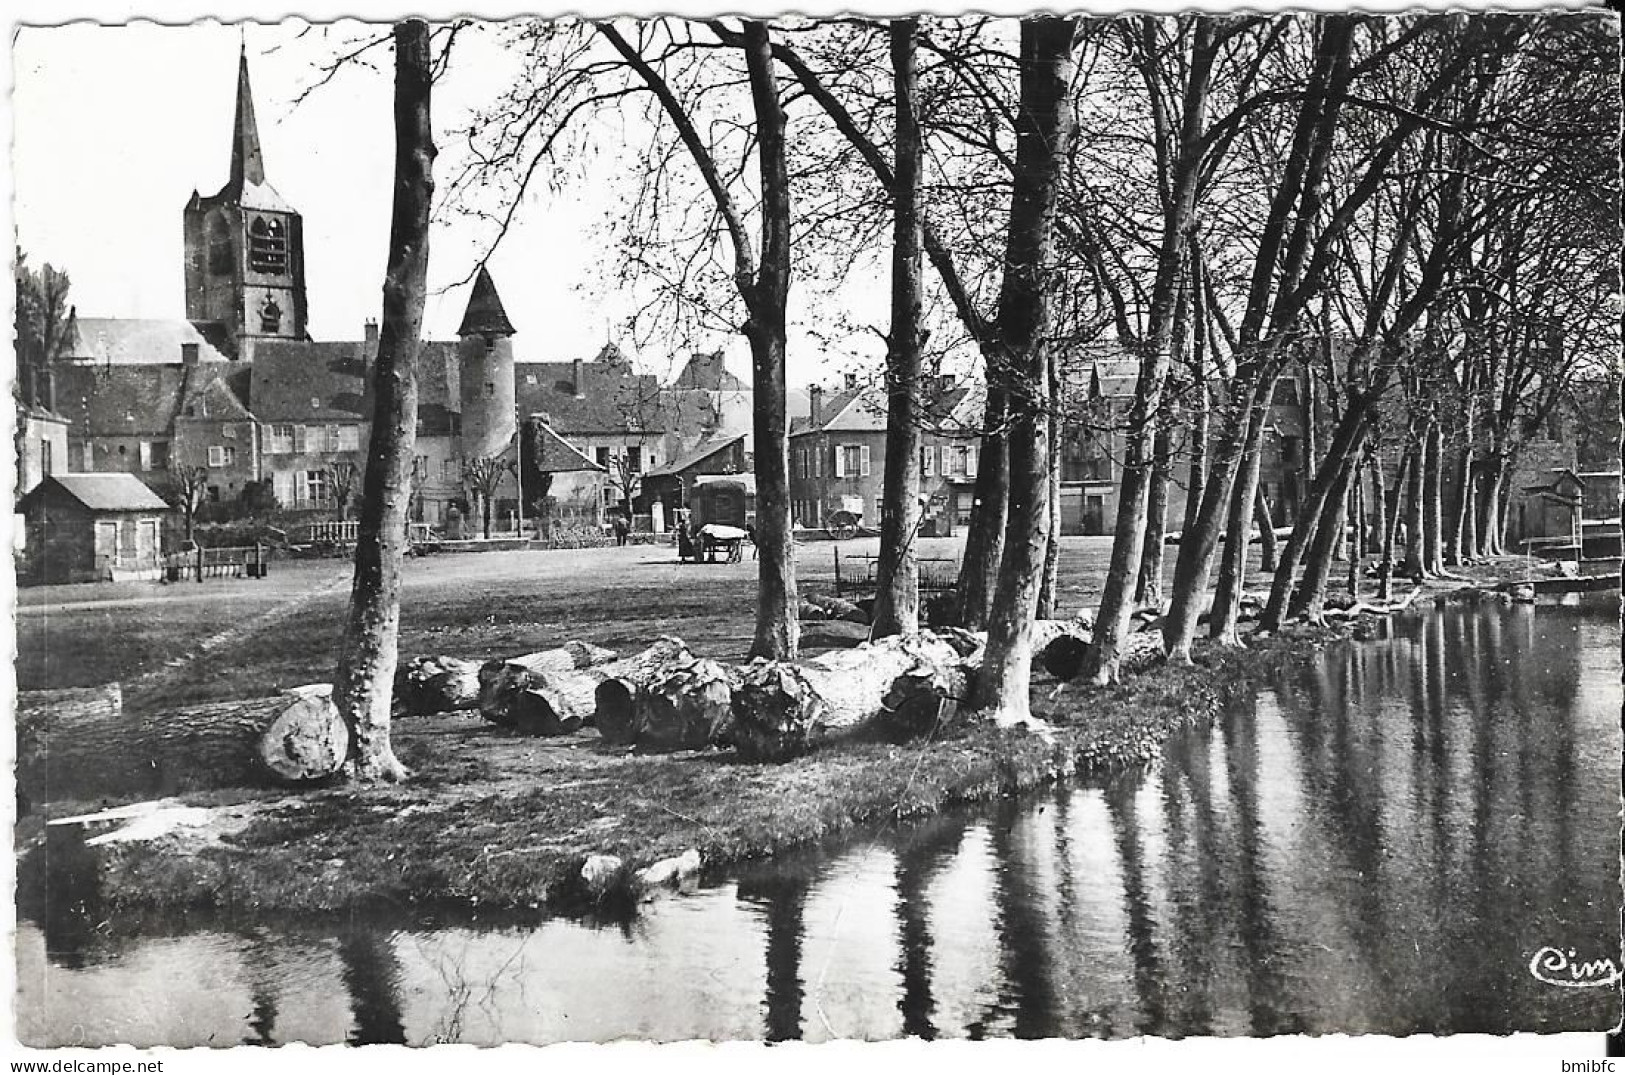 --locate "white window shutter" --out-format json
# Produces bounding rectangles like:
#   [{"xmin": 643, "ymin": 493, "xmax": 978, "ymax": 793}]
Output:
[
  {"xmin": 923, "ymin": 446, "xmax": 936, "ymax": 476},
  {"xmin": 294, "ymin": 425, "xmax": 306, "ymax": 453},
  {"xmin": 833, "ymin": 445, "xmax": 845, "ymax": 478},
  {"xmin": 860, "ymin": 444, "xmax": 871, "ymax": 477},
  {"xmin": 967, "ymin": 446, "xmax": 978, "ymax": 476}
]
